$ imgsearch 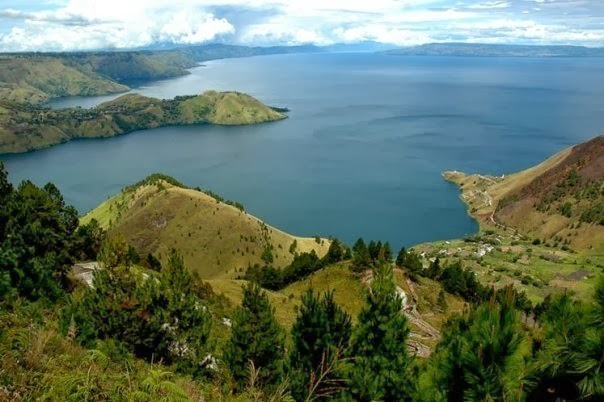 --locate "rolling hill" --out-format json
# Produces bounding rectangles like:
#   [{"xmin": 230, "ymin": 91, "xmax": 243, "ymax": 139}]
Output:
[
  {"xmin": 81, "ymin": 173, "xmax": 472, "ymax": 356},
  {"xmin": 444, "ymin": 135, "xmax": 604, "ymax": 254},
  {"xmin": 0, "ymin": 91, "xmax": 286, "ymax": 154},
  {"xmin": 0, "ymin": 45, "xmax": 320, "ymax": 105},
  {"xmin": 81, "ymin": 174, "xmax": 330, "ymax": 279}
]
